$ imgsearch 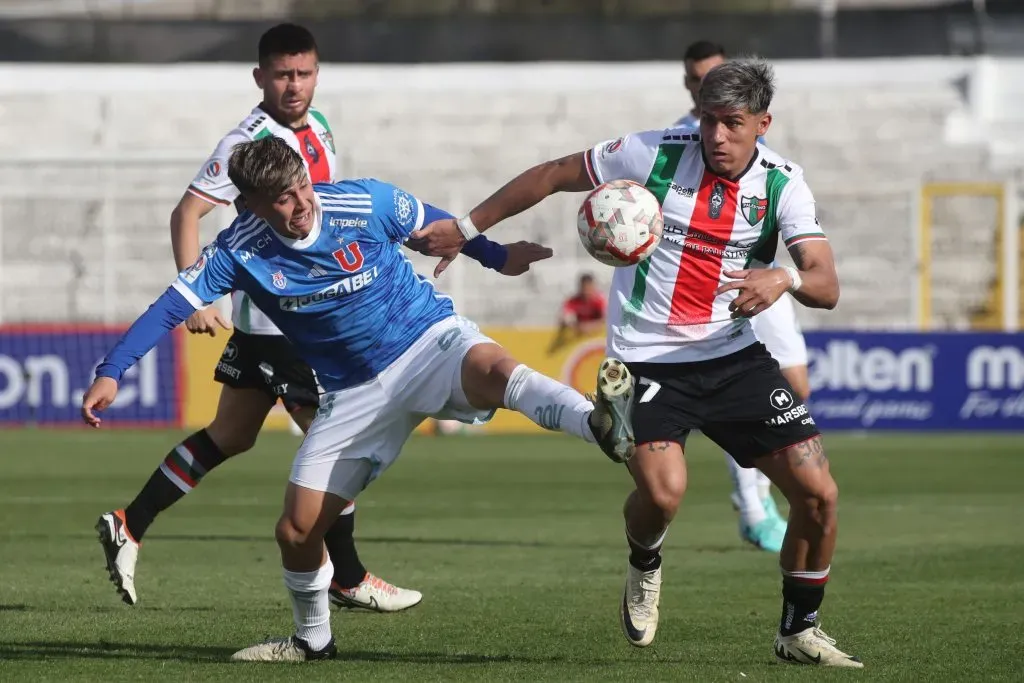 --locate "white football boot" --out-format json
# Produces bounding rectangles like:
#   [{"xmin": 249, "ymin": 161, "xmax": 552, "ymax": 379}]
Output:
[
  {"xmin": 95, "ymin": 509, "xmax": 139, "ymax": 605},
  {"xmin": 620, "ymin": 563, "xmax": 662, "ymax": 647},
  {"xmin": 230, "ymin": 636, "xmax": 336, "ymax": 662},
  {"xmin": 775, "ymin": 625, "xmax": 864, "ymax": 668},
  {"xmin": 329, "ymin": 572, "xmax": 423, "ymax": 612}
]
